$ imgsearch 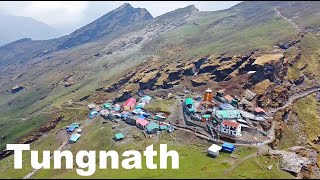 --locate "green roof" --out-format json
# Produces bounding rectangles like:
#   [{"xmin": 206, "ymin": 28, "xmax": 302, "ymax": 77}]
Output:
[
  {"xmin": 70, "ymin": 123, "xmax": 80, "ymax": 128},
  {"xmin": 104, "ymin": 103, "xmax": 111, "ymax": 108},
  {"xmin": 146, "ymin": 122, "xmax": 159, "ymax": 132},
  {"xmin": 114, "ymin": 133, "xmax": 124, "ymax": 140},
  {"xmin": 202, "ymin": 114, "xmax": 211, "ymax": 118},
  {"xmin": 160, "ymin": 125, "xmax": 168, "ymax": 130},
  {"xmin": 185, "ymin": 98, "xmax": 193, "ymax": 105},
  {"xmin": 216, "ymin": 110, "xmax": 241, "ymax": 119}
]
